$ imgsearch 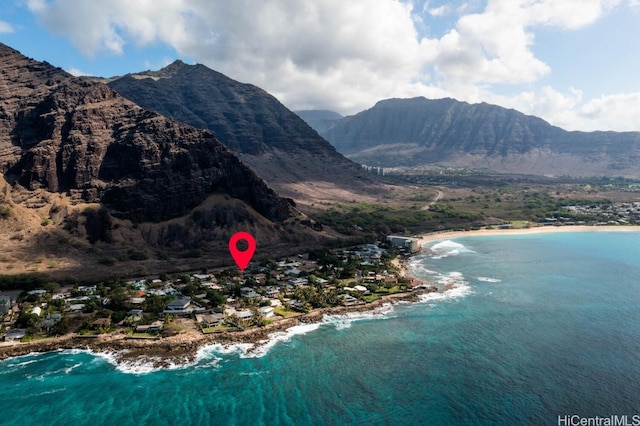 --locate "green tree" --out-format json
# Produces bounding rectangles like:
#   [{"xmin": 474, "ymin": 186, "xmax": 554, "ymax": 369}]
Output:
[
  {"xmin": 108, "ymin": 287, "xmax": 129, "ymax": 311},
  {"xmin": 50, "ymin": 317, "xmax": 70, "ymax": 336},
  {"xmin": 143, "ymin": 295, "xmax": 170, "ymax": 314},
  {"xmin": 15, "ymin": 313, "xmax": 40, "ymax": 328},
  {"xmin": 206, "ymin": 290, "xmax": 226, "ymax": 307},
  {"xmin": 111, "ymin": 310, "xmax": 127, "ymax": 324}
]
